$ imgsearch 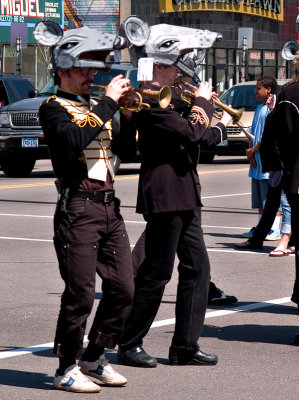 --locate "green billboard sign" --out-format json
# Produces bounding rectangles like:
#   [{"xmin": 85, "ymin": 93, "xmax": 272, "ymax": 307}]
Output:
[
  {"xmin": 0, "ymin": 0, "xmax": 63, "ymax": 25},
  {"xmin": 0, "ymin": 0, "xmax": 63, "ymax": 44}
]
